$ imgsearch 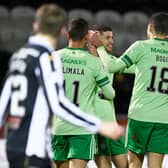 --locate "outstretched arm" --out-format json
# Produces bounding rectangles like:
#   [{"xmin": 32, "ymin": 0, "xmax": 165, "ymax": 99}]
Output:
[
  {"xmin": 38, "ymin": 52, "xmax": 123, "ymax": 139},
  {"xmin": 88, "ymin": 32, "xmax": 127, "ymax": 73},
  {"xmin": 97, "ymin": 46, "xmax": 126, "ymax": 73}
]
